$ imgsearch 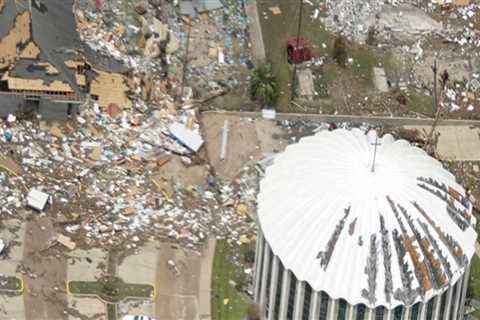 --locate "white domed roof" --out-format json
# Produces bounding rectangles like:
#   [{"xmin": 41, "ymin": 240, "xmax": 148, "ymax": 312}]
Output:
[{"xmin": 258, "ymin": 128, "xmax": 477, "ymax": 309}]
